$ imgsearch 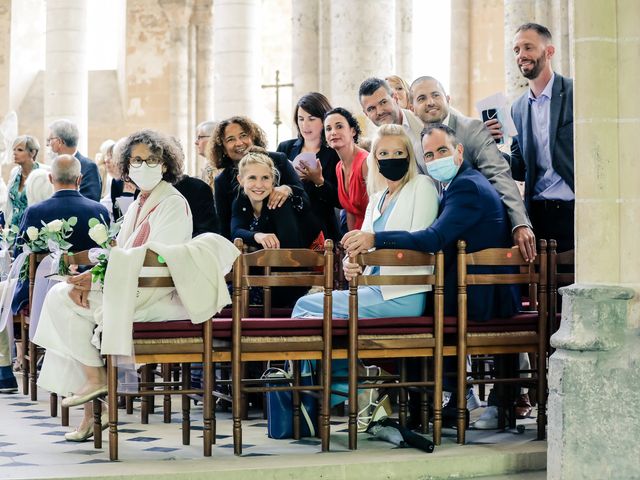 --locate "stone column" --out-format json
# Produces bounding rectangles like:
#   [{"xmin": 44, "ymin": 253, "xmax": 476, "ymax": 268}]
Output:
[
  {"xmin": 213, "ymin": 0, "xmax": 260, "ymax": 120},
  {"xmin": 449, "ymin": 0, "xmax": 470, "ymax": 113},
  {"xmin": 0, "ymin": 1, "xmax": 10, "ymax": 114},
  {"xmin": 192, "ymin": 0, "xmax": 214, "ymax": 174},
  {"xmin": 548, "ymin": 0, "xmax": 640, "ymax": 478},
  {"xmin": 329, "ymin": 0, "xmax": 395, "ymax": 123},
  {"xmin": 549, "ymin": 0, "xmax": 571, "ymax": 77},
  {"xmin": 159, "ymin": 0, "xmax": 193, "ymax": 171},
  {"xmin": 44, "ymin": 0, "xmax": 89, "ymax": 153},
  {"xmin": 193, "ymin": 0, "xmax": 214, "ymax": 123},
  {"xmin": 503, "ymin": 0, "xmax": 533, "ymax": 102},
  {"xmin": 394, "ymin": 0, "xmax": 412, "ymax": 82},
  {"xmin": 318, "ymin": 0, "xmax": 331, "ymax": 96},
  {"xmin": 292, "ymin": 0, "xmax": 319, "ymax": 102}
]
